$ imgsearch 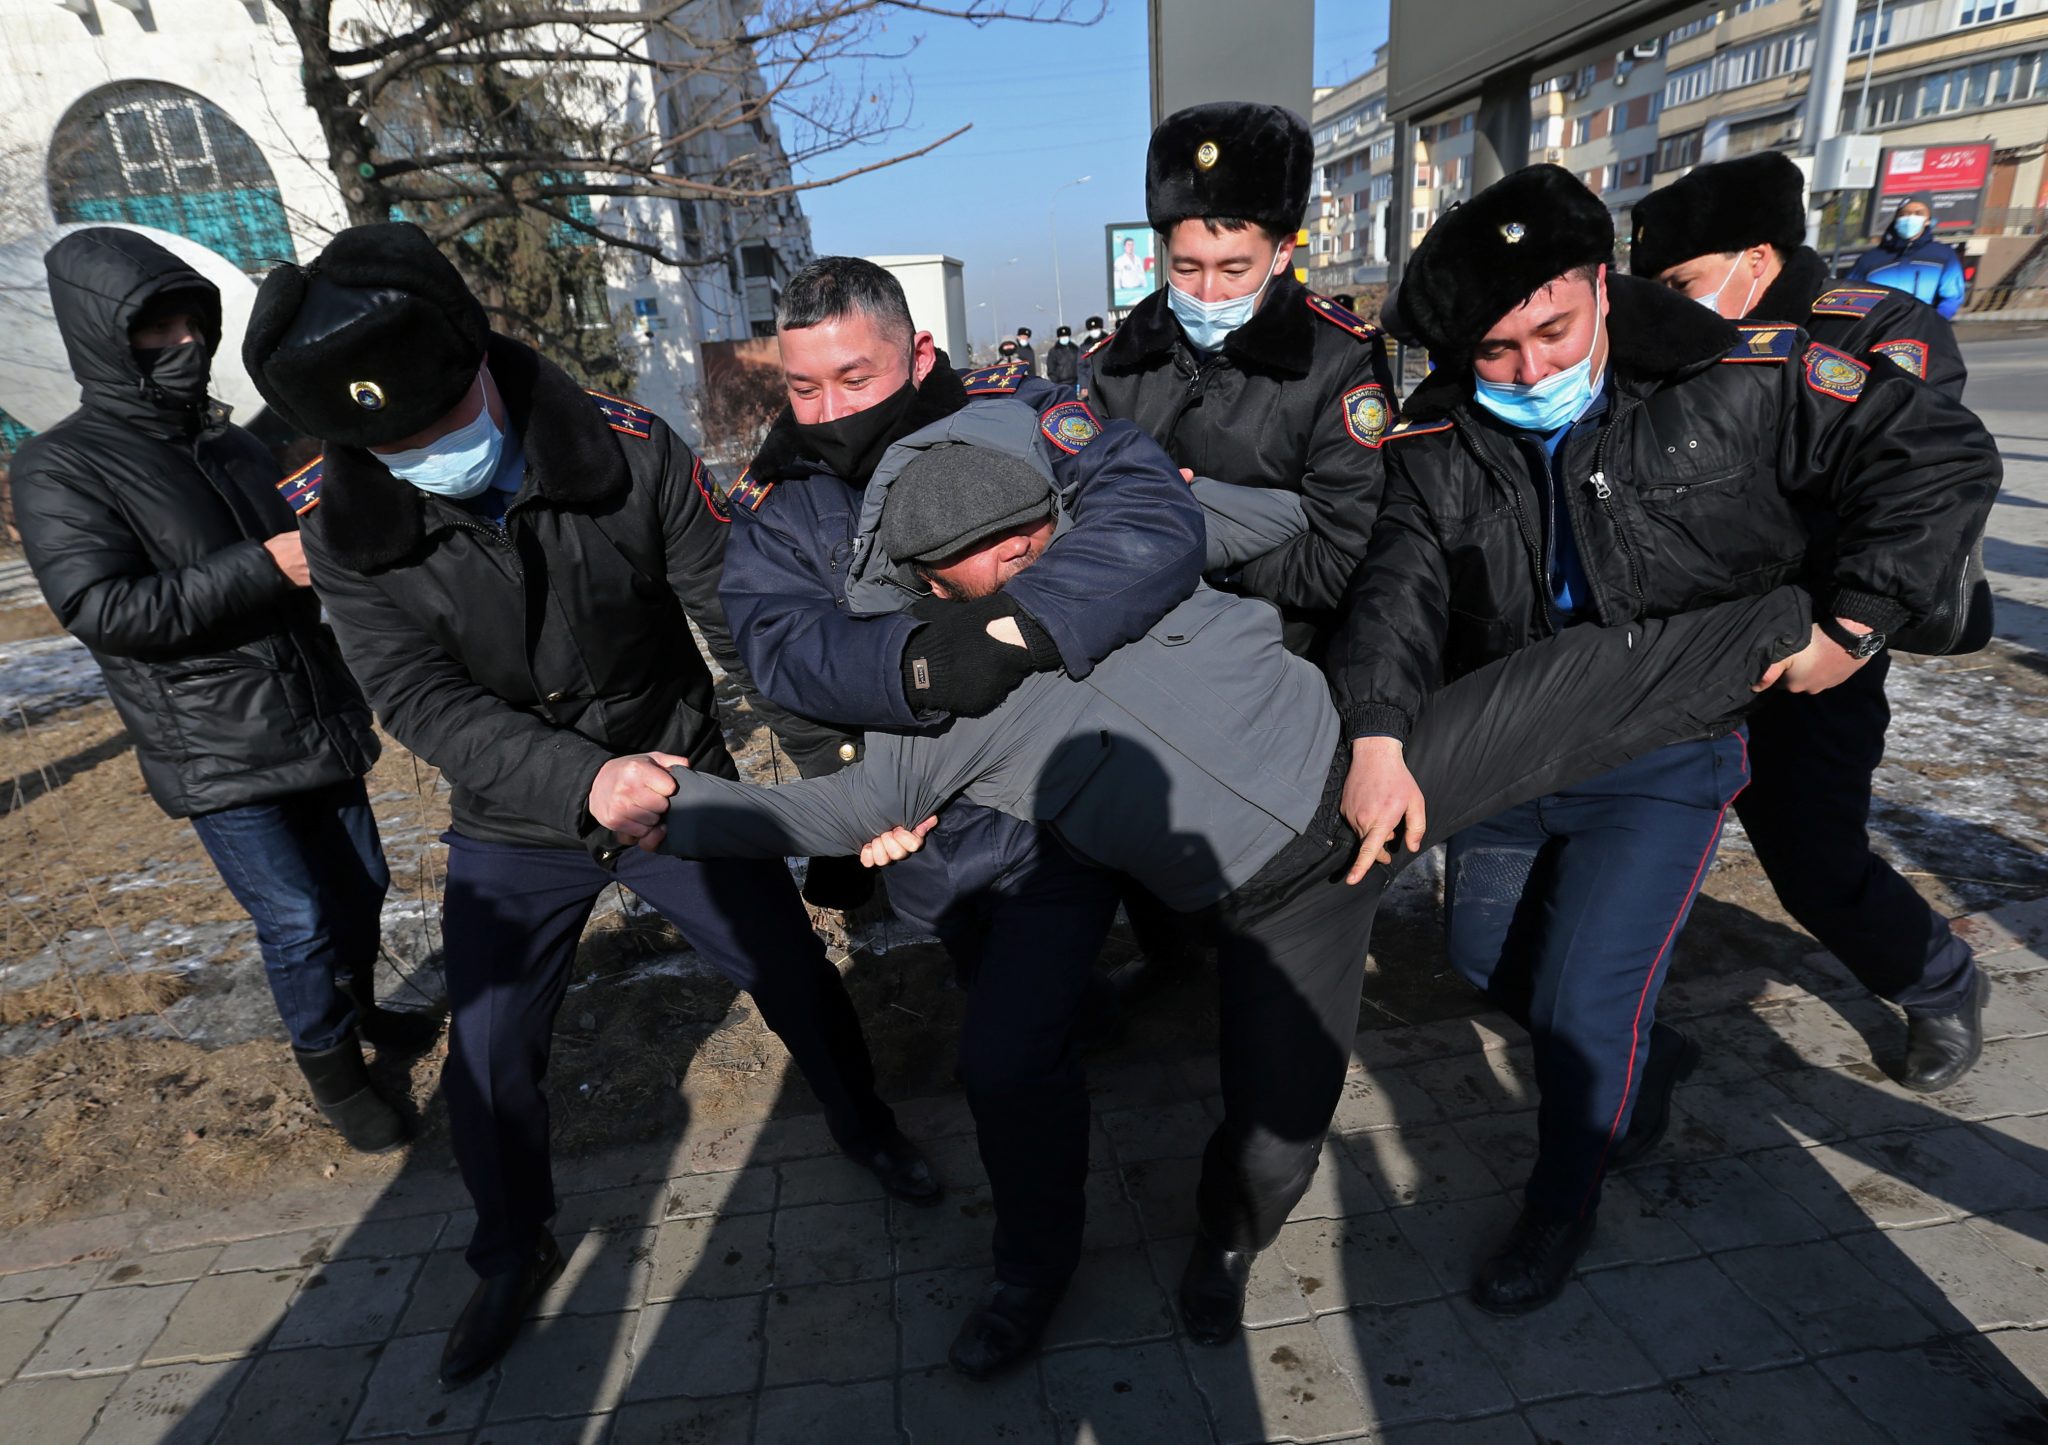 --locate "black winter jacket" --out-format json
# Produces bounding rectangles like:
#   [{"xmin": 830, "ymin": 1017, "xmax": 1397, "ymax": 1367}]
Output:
[
  {"xmin": 1043, "ymin": 340, "xmax": 1080, "ymax": 386},
  {"xmin": 1756, "ymin": 246, "xmax": 1965, "ymax": 398},
  {"xmin": 13, "ymin": 229, "xmax": 378, "ymax": 817},
  {"xmin": 1330, "ymin": 275, "xmax": 2000, "ymax": 742},
  {"xmin": 1086, "ymin": 276, "xmax": 1395, "ymax": 652},
  {"xmin": 296, "ymin": 336, "xmax": 747, "ymax": 857}
]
